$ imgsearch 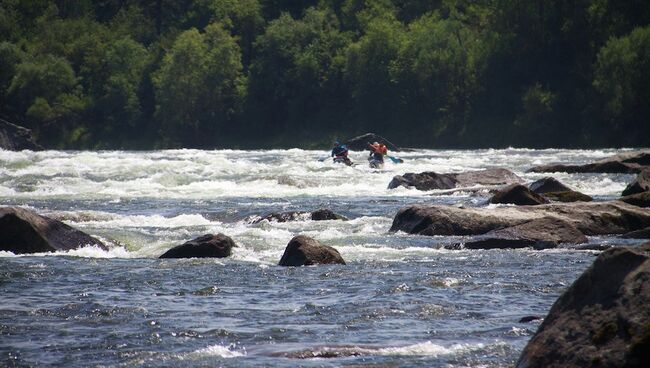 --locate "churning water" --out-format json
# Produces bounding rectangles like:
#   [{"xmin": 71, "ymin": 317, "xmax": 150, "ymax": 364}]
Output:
[{"xmin": 0, "ymin": 148, "xmax": 644, "ymax": 367}]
